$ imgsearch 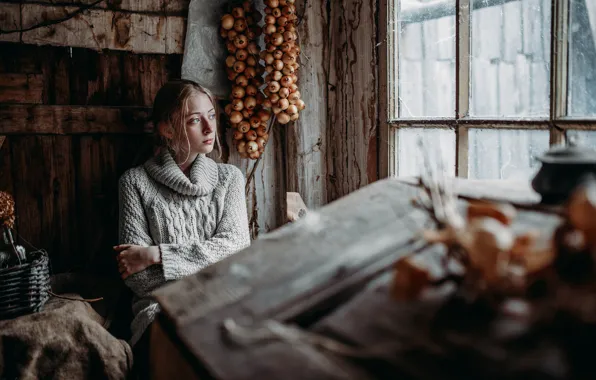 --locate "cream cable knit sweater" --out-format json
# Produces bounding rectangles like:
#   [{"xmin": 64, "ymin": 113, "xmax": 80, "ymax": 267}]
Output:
[{"xmin": 118, "ymin": 150, "xmax": 250, "ymax": 346}]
